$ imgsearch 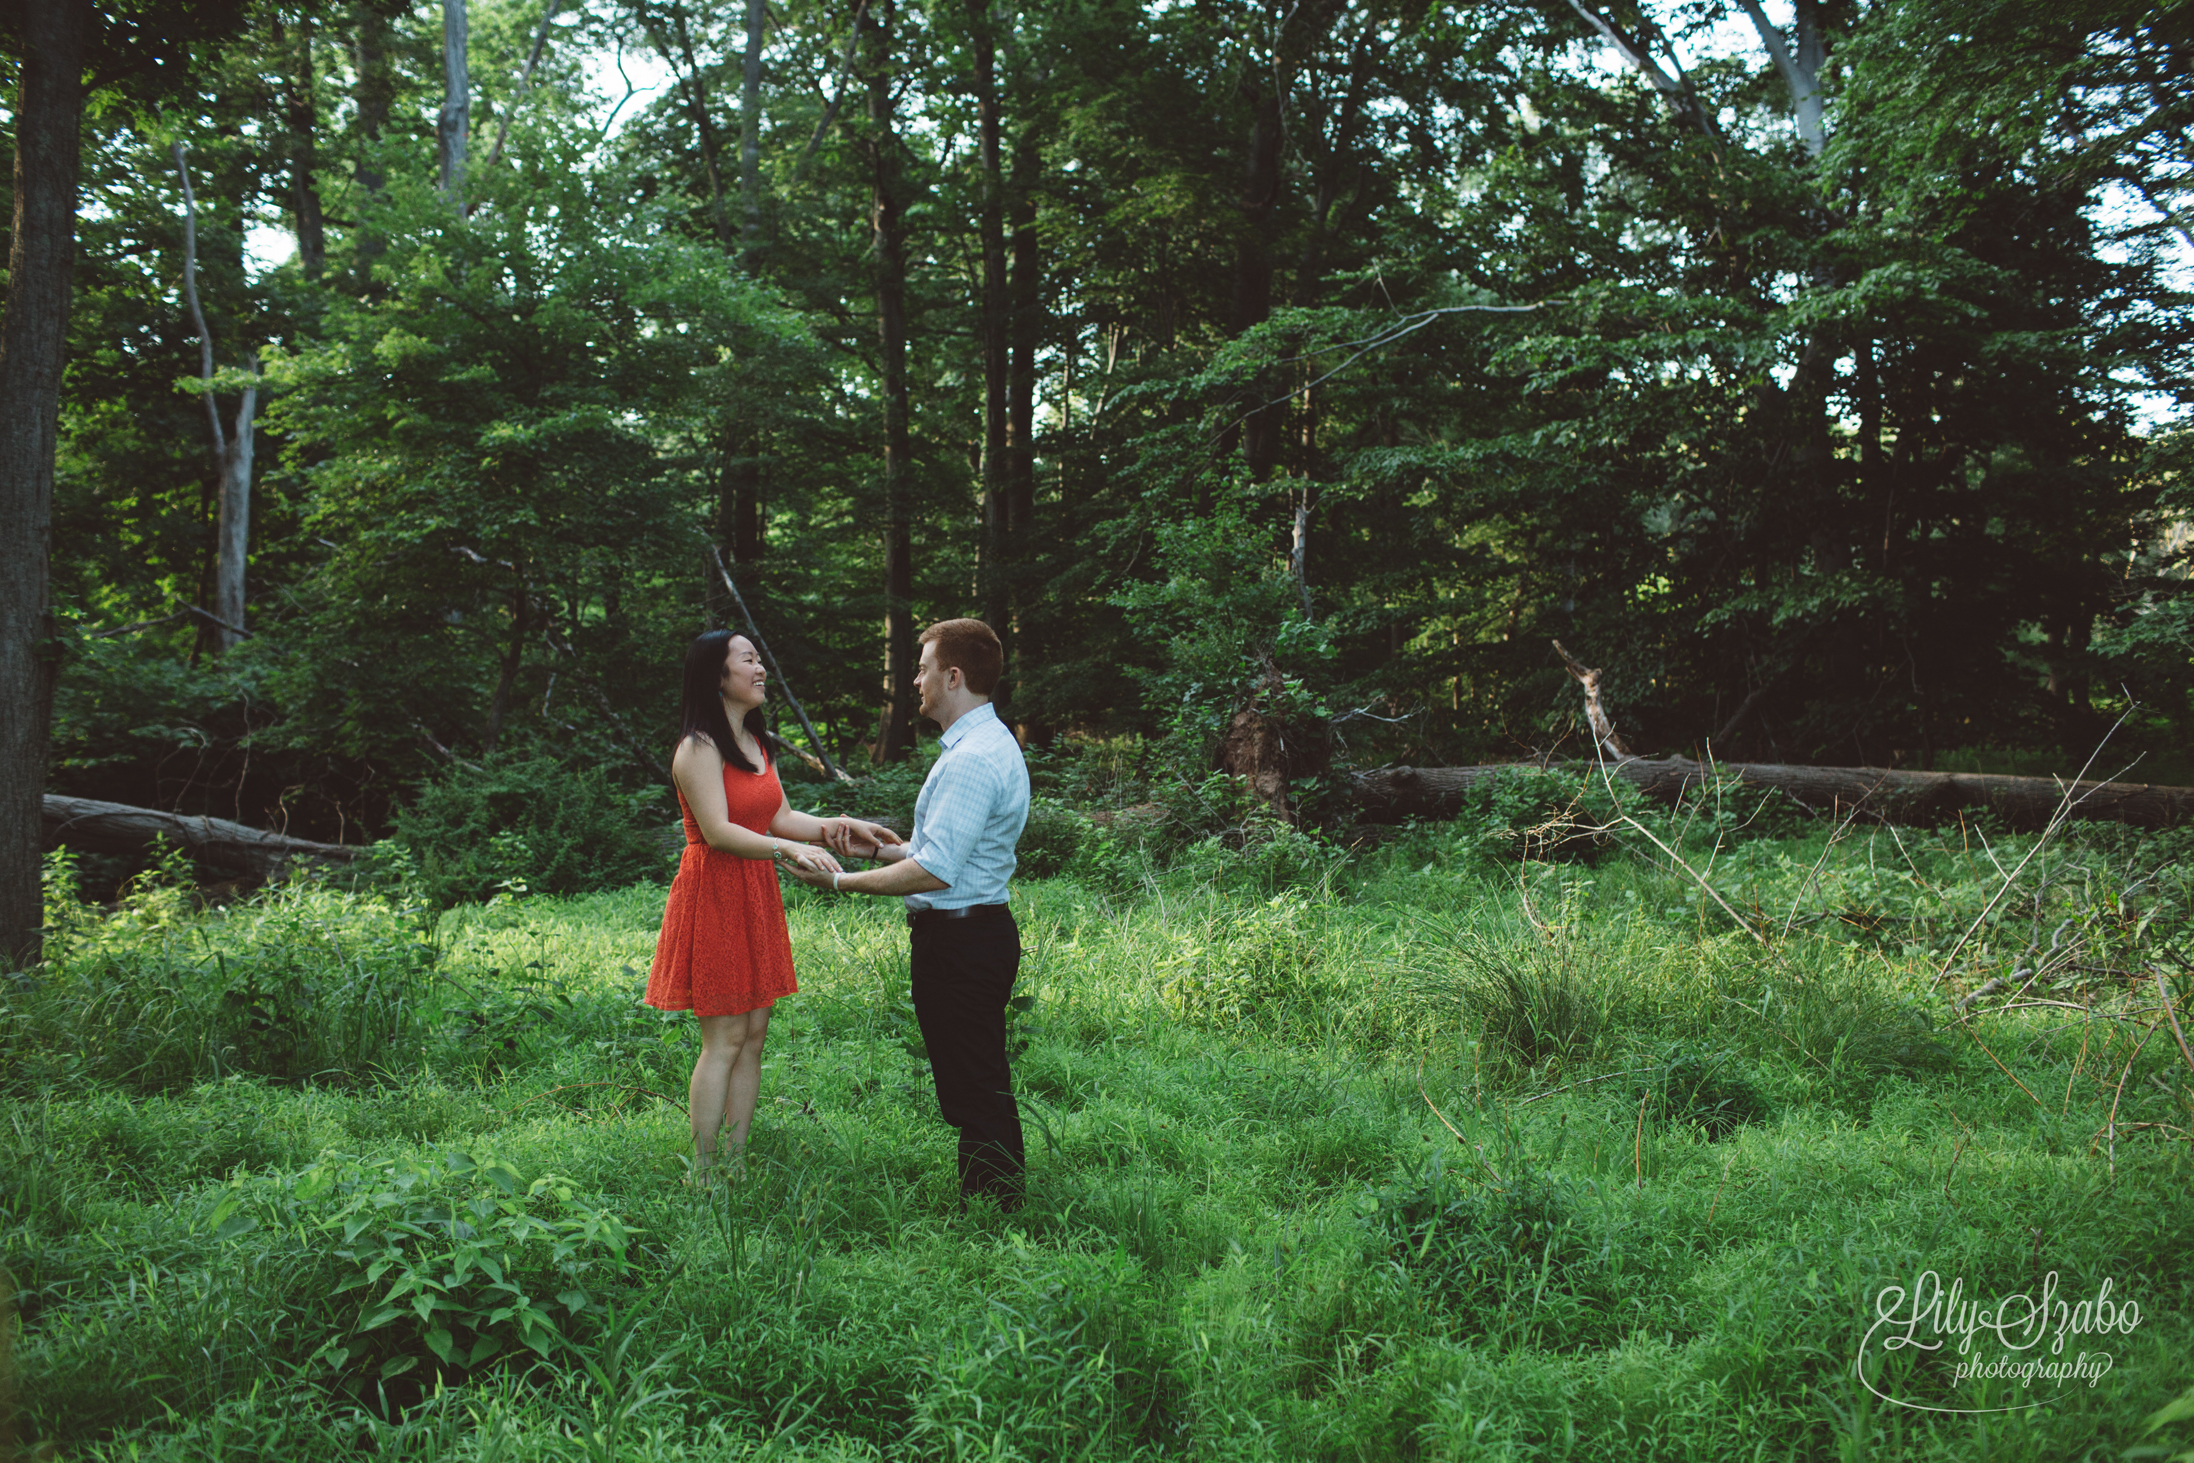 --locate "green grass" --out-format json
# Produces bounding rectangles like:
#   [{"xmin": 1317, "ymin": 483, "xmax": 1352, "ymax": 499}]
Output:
[{"xmin": 4, "ymin": 820, "xmax": 2191, "ymax": 1461}]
